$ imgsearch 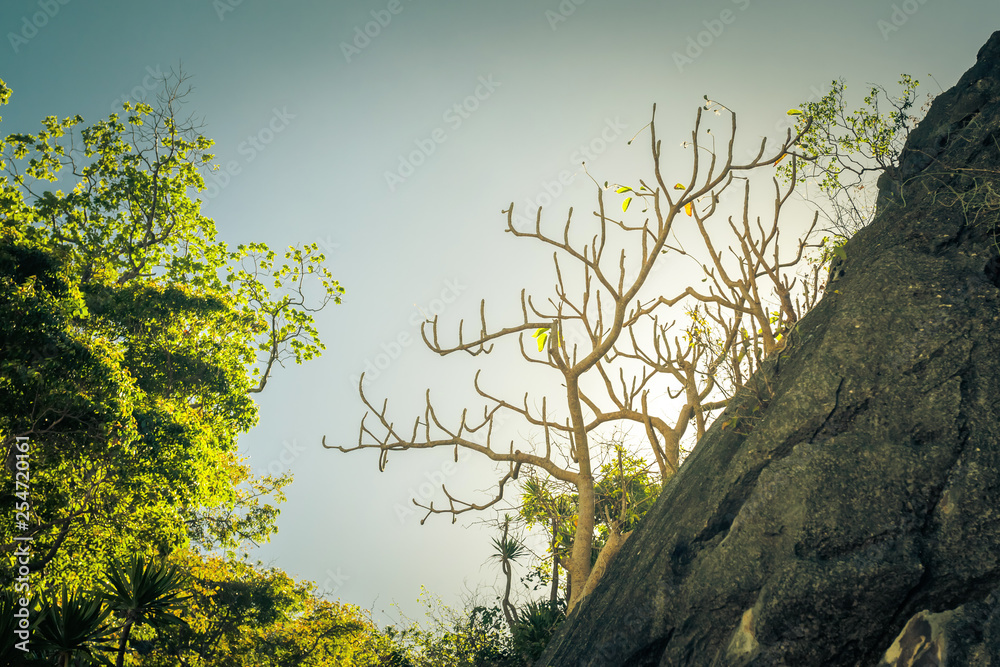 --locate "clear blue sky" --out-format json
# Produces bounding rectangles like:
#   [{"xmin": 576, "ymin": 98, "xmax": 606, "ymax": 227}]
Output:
[{"xmin": 1, "ymin": 0, "xmax": 997, "ymax": 625}]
